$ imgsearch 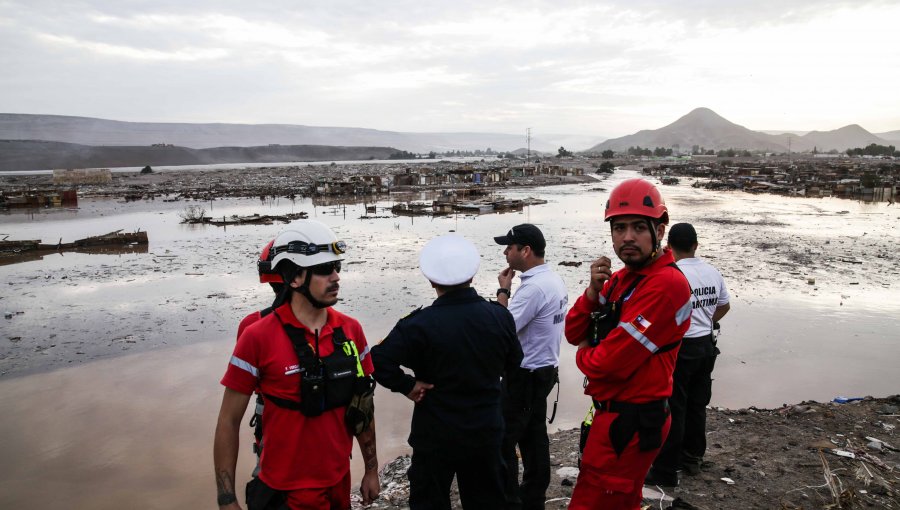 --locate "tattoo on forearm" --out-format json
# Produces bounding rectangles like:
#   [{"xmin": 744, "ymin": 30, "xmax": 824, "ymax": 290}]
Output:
[
  {"xmin": 216, "ymin": 470, "xmax": 235, "ymax": 496},
  {"xmin": 358, "ymin": 431, "xmax": 378, "ymax": 472}
]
